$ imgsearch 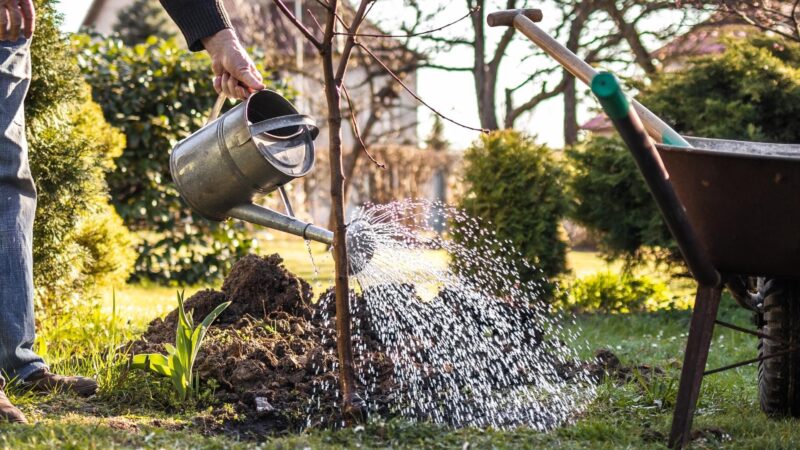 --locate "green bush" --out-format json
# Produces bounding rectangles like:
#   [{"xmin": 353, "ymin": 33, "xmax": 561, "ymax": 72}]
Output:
[
  {"xmin": 112, "ymin": 0, "xmax": 179, "ymax": 46},
  {"xmin": 640, "ymin": 37, "xmax": 800, "ymax": 143},
  {"xmin": 27, "ymin": 1, "xmax": 135, "ymax": 310},
  {"xmin": 558, "ymin": 271, "xmax": 671, "ymax": 313},
  {"xmin": 455, "ymin": 130, "xmax": 568, "ymax": 288},
  {"xmin": 570, "ymin": 36, "xmax": 800, "ymax": 267},
  {"xmin": 73, "ymin": 36, "xmax": 286, "ymax": 284},
  {"xmin": 566, "ymin": 136, "xmax": 676, "ymax": 265}
]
